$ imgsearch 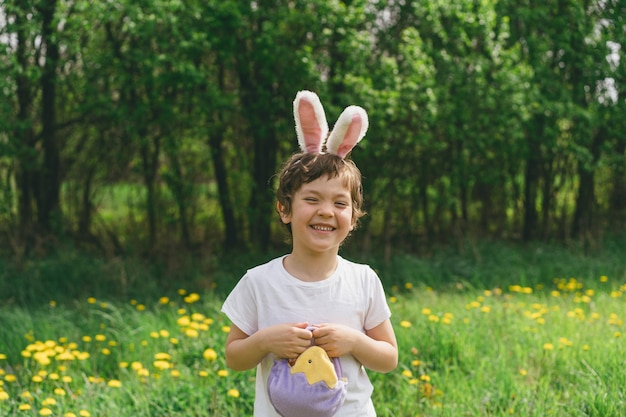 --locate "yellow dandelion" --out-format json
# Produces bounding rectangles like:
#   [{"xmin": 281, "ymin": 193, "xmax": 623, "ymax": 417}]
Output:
[
  {"xmin": 400, "ymin": 320, "xmax": 412, "ymax": 328},
  {"xmin": 0, "ymin": 391, "xmax": 9, "ymax": 401},
  {"xmin": 54, "ymin": 388, "xmax": 66, "ymax": 396},
  {"xmin": 64, "ymin": 413, "xmax": 77, "ymax": 417},
  {"xmin": 136, "ymin": 304, "xmax": 146, "ymax": 311},
  {"xmin": 405, "ymin": 282, "xmax": 413, "ymax": 290},
  {"xmin": 159, "ymin": 330, "xmax": 170, "ymax": 338},
  {"xmin": 198, "ymin": 370, "xmax": 209, "ymax": 377},
  {"xmin": 389, "ymin": 296, "xmax": 397, "ymax": 303},
  {"xmin": 0, "ymin": 354, "xmax": 6, "ymax": 360},
  {"xmin": 222, "ymin": 326, "xmax": 231, "ymax": 333},
  {"xmin": 402, "ymin": 369, "xmax": 413, "ymax": 378},
  {"xmin": 101, "ymin": 348, "xmax": 111, "ymax": 355},
  {"xmin": 185, "ymin": 329, "xmax": 199, "ymax": 338},
  {"xmin": 39, "ymin": 408, "xmax": 53, "ymax": 416},
  {"xmin": 184, "ymin": 293, "xmax": 200, "ymax": 304},
  {"xmin": 95, "ymin": 334, "xmax": 106, "ymax": 342},
  {"xmin": 107, "ymin": 379, "xmax": 122, "ymax": 388},
  {"xmin": 87, "ymin": 297, "xmax": 97, "ymax": 304},
  {"xmin": 79, "ymin": 410, "xmax": 91, "ymax": 417},
  {"xmin": 178, "ymin": 288, "xmax": 187, "ymax": 295},
  {"xmin": 227, "ymin": 389, "xmax": 240, "ymax": 398},
  {"xmin": 217, "ymin": 369, "xmax": 229, "ymax": 377},
  {"xmin": 600, "ymin": 275, "xmax": 608, "ymax": 282},
  {"xmin": 192, "ymin": 313, "xmax": 205, "ymax": 321},
  {"xmin": 170, "ymin": 370, "xmax": 181, "ymax": 378},
  {"xmin": 150, "ymin": 331, "xmax": 159, "ymax": 339},
  {"xmin": 481, "ymin": 306, "xmax": 491, "ymax": 313},
  {"xmin": 62, "ymin": 376, "xmax": 73, "ymax": 383},
  {"xmin": 32, "ymin": 375, "xmax": 44, "ymax": 383},
  {"xmin": 153, "ymin": 361, "xmax": 171, "ymax": 370},
  {"xmin": 543, "ymin": 343, "xmax": 554, "ymax": 351},
  {"xmin": 203, "ymin": 348, "xmax": 217, "ymax": 361},
  {"xmin": 19, "ymin": 404, "xmax": 32, "ymax": 410},
  {"xmin": 42, "ymin": 397, "xmax": 56, "ymax": 406},
  {"xmin": 4, "ymin": 374, "xmax": 16, "ymax": 382},
  {"xmin": 615, "ymin": 332, "xmax": 621, "ymax": 338},
  {"xmin": 421, "ymin": 308, "xmax": 431, "ymax": 315},
  {"xmin": 519, "ymin": 369, "xmax": 527, "ymax": 376},
  {"xmin": 420, "ymin": 374, "xmax": 431, "ymax": 382},
  {"xmin": 159, "ymin": 297, "xmax": 170, "ymax": 304},
  {"xmin": 177, "ymin": 316, "xmax": 191, "ymax": 327},
  {"xmin": 155, "ymin": 352, "xmax": 172, "ymax": 360},
  {"xmin": 169, "ymin": 338, "xmax": 179, "ymax": 345},
  {"xmin": 82, "ymin": 336, "xmax": 92, "ymax": 343},
  {"xmin": 412, "ymin": 360, "xmax": 421, "ymax": 366}
]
